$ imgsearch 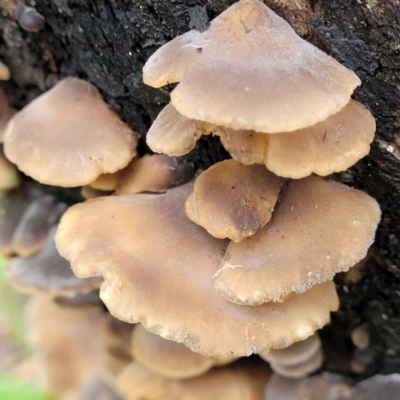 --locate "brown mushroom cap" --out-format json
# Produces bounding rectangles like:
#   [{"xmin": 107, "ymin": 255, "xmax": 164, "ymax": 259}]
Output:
[
  {"xmin": 0, "ymin": 61, "xmax": 10, "ymax": 80},
  {"xmin": 7, "ymin": 226, "xmax": 102, "ymax": 296},
  {"xmin": 218, "ymin": 100, "xmax": 375, "ymax": 178},
  {"xmin": 55, "ymin": 183, "xmax": 338, "ymax": 358},
  {"xmin": 116, "ymin": 154, "xmax": 194, "ymax": 195},
  {"xmin": 143, "ymin": 0, "xmax": 360, "ymax": 134},
  {"xmin": 117, "ymin": 361, "xmax": 271, "ymax": 400},
  {"xmin": 146, "ymin": 103, "xmax": 212, "ymax": 156},
  {"xmin": 3, "ymin": 78, "xmax": 138, "ymax": 187},
  {"xmin": 214, "ymin": 175, "xmax": 381, "ymax": 305},
  {"xmin": 185, "ymin": 160, "xmax": 285, "ymax": 241},
  {"xmin": 131, "ymin": 325, "xmax": 234, "ymax": 379}
]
